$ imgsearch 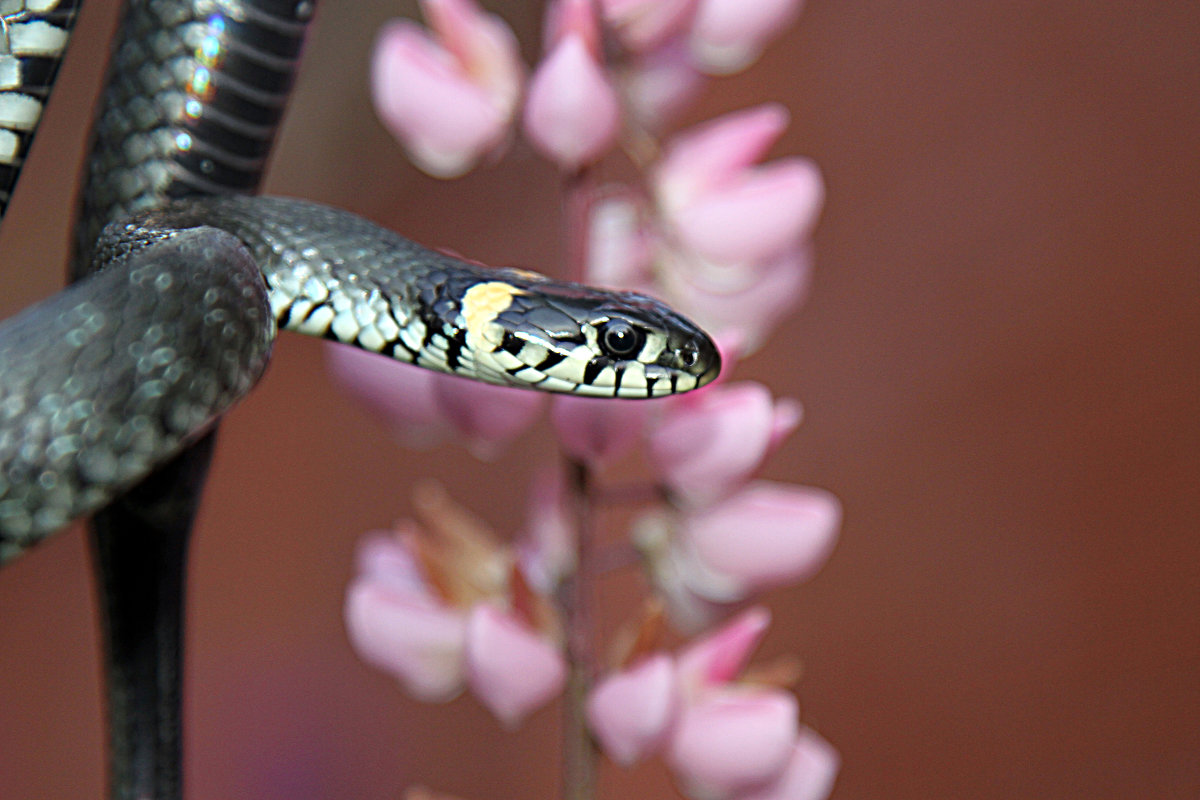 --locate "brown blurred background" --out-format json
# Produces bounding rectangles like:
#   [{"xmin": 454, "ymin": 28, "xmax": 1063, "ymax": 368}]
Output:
[{"xmin": 1, "ymin": 1, "xmax": 1197, "ymax": 798}]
